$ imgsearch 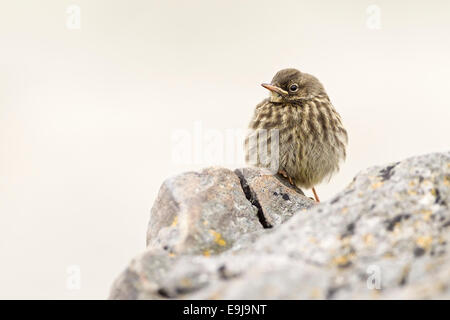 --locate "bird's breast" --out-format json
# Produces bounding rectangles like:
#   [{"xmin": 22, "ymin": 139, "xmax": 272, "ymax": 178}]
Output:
[{"xmin": 250, "ymin": 98, "xmax": 347, "ymax": 163}]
